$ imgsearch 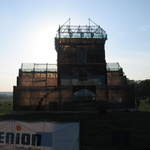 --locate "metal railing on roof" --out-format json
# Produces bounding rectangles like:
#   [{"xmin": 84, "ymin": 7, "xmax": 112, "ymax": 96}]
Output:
[
  {"xmin": 107, "ymin": 63, "xmax": 122, "ymax": 71},
  {"xmin": 21, "ymin": 63, "xmax": 122, "ymax": 72},
  {"xmin": 56, "ymin": 18, "xmax": 107, "ymax": 39},
  {"xmin": 21, "ymin": 63, "xmax": 57, "ymax": 72}
]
